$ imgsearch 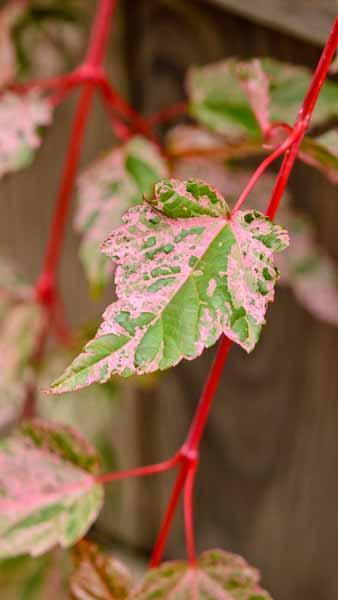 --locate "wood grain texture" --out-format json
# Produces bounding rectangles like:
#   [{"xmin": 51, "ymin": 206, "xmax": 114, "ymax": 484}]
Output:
[
  {"xmin": 120, "ymin": 2, "xmax": 338, "ymax": 600},
  {"xmin": 207, "ymin": 0, "xmax": 337, "ymax": 46}
]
